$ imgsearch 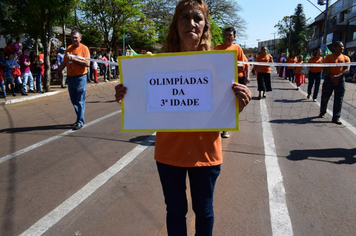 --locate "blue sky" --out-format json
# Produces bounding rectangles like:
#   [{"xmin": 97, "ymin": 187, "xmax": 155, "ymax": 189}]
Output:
[{"xmin": 237, "ymin": 0, "xmax": 336, "ymax": 48}]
